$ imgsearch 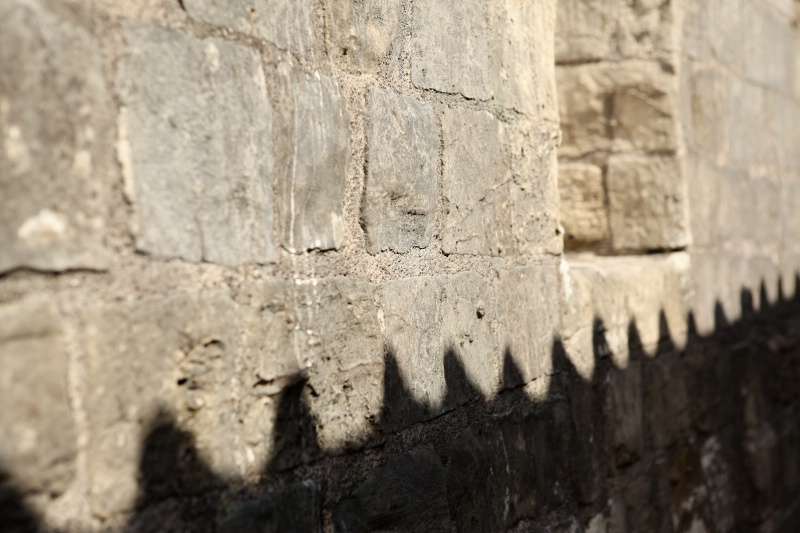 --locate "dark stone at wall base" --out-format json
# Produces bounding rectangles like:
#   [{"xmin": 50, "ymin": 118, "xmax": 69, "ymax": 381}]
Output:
[
  {"xmin": 218, "ymin": 480, "xmax": 322, "ymax": 533},
  {"xmin": 333, "ymin": 446, "xmax": 450, "ymax": 533}
]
